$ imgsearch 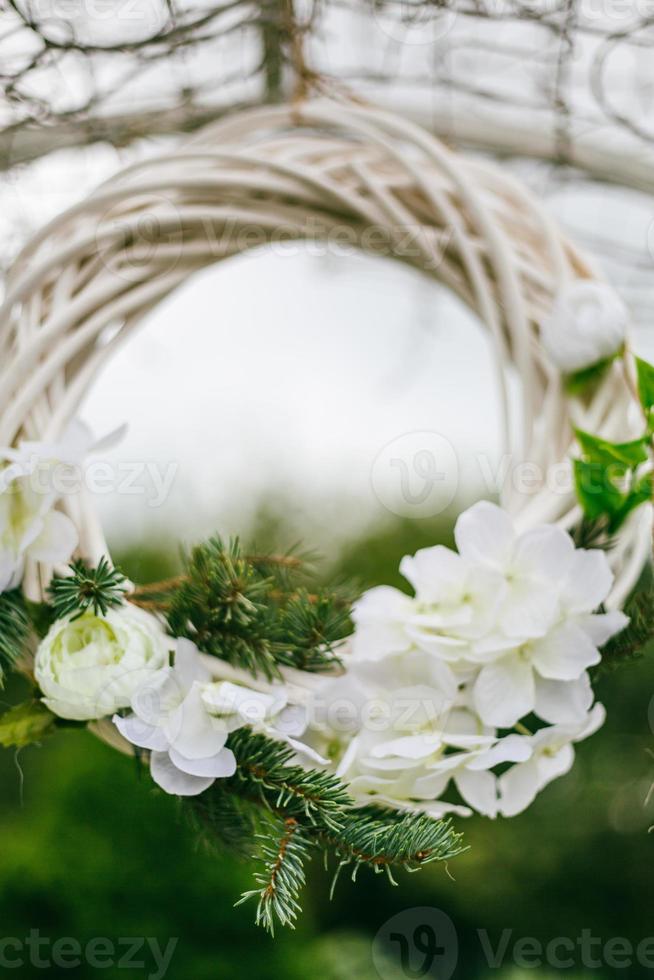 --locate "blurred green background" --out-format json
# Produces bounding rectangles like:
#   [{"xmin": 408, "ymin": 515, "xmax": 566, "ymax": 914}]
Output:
[{"xmin": 0, "ymin": 513, "xmax": 652, "ymax": 980}]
